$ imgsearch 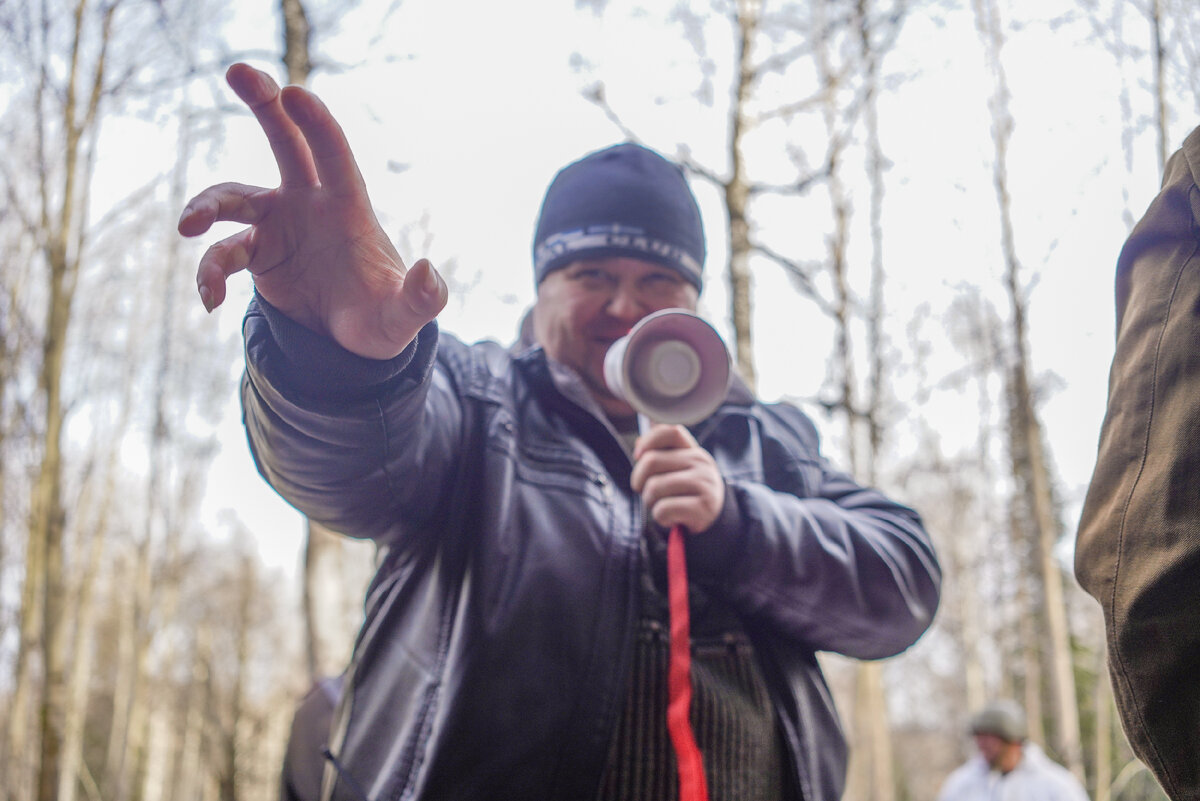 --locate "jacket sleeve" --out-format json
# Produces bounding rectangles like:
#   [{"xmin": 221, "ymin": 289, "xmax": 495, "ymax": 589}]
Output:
[
  {"xmin": 1074, "ymin": 125, "xmax": 1200, "ymax": 801},
  {"xmin": 687, "ymin": 404, "xmax": 940, "ymax": 660},
  {"xmin": 239, "ymin": 295, "xmax": 463, "ymax": 543}
]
